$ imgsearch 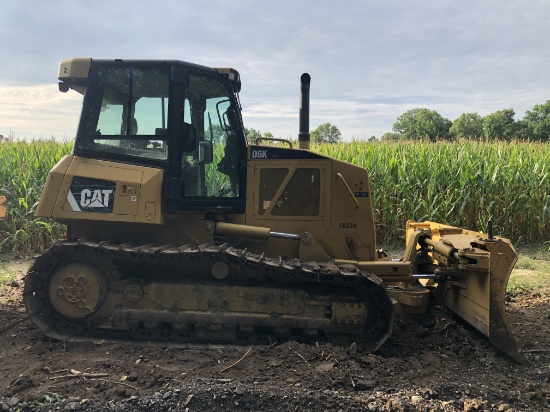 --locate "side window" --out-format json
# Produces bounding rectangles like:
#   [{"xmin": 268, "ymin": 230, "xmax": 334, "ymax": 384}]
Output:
[{"xmin": 259, "ymin": 168, "xmax": 320, "ymax": 216}]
